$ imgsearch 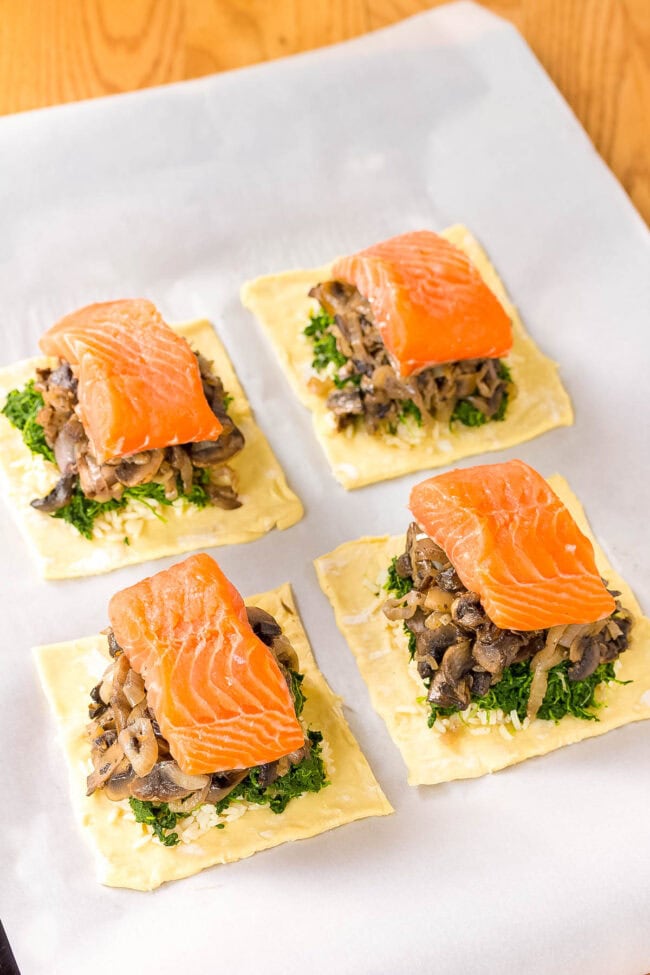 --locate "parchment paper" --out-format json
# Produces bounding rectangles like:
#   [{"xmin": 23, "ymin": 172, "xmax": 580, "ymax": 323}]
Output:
[{"xmin": 1, "ymin": 3, "xmax": 649, "ymax": 974}]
